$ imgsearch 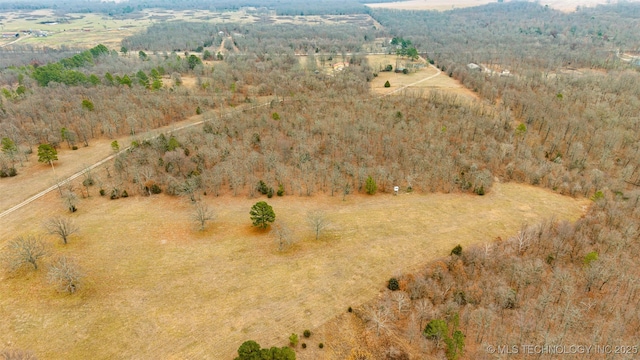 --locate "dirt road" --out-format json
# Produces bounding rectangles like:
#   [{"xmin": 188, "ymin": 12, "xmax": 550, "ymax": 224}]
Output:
[{"xmin": 0, "ymin": 101, "xmax": 273, "ymax": 219}]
